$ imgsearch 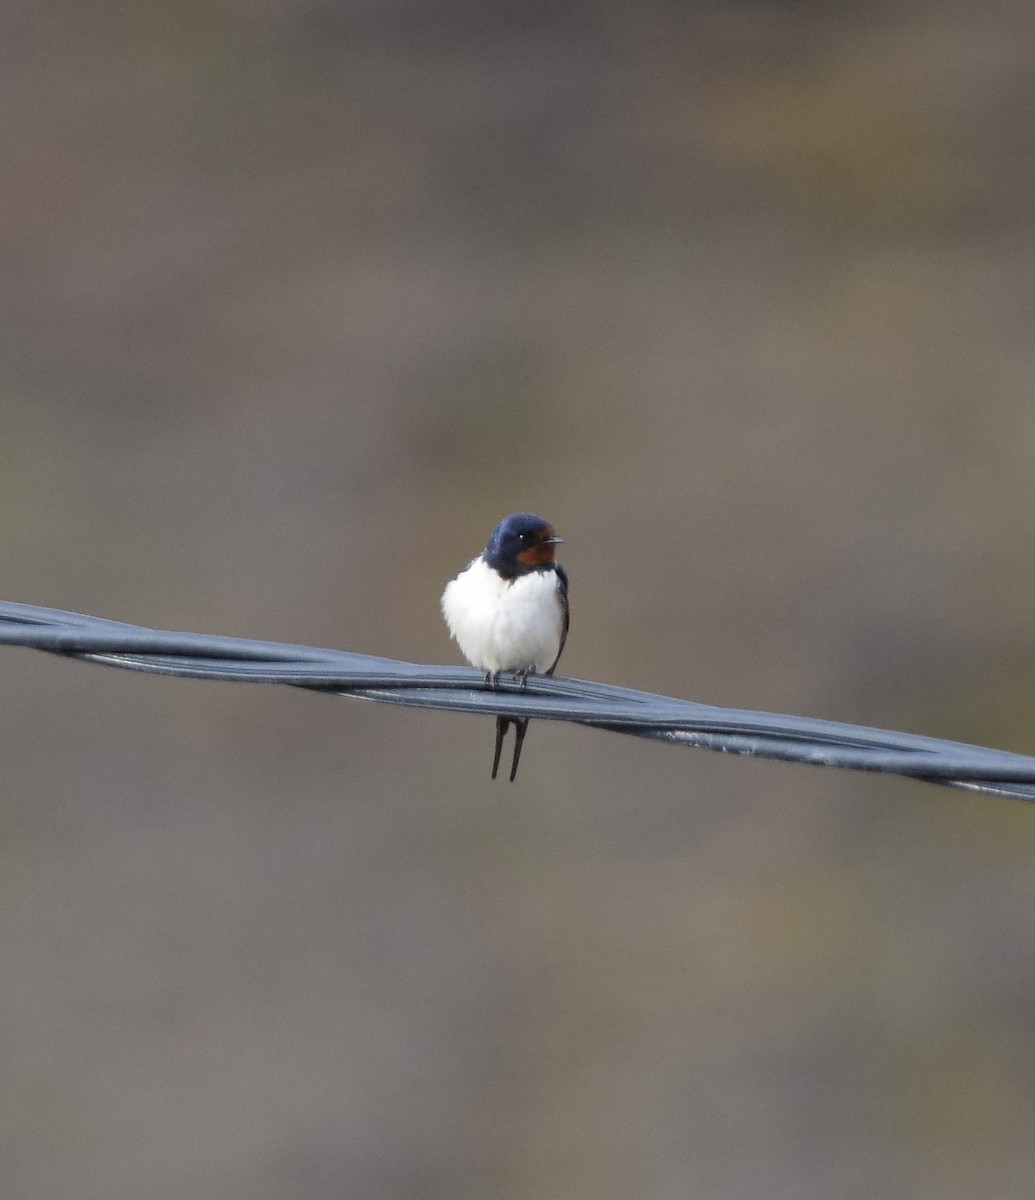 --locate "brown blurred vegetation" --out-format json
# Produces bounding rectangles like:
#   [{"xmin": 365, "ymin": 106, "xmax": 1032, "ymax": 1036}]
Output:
[{"xmin": 1, "ymin": 2, "xmax": 1034, "ymax": 1197}]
